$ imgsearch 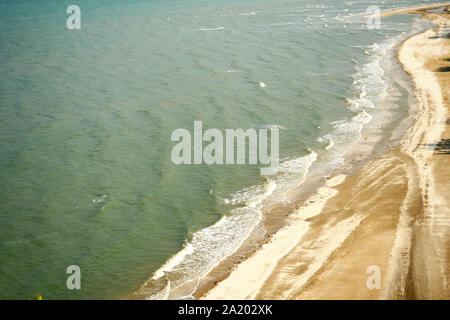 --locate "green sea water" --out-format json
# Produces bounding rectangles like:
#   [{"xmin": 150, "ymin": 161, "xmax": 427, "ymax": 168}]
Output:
[{"xmin": 0, "ymin": 0, "xmax": 432, "ymax": 299}]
